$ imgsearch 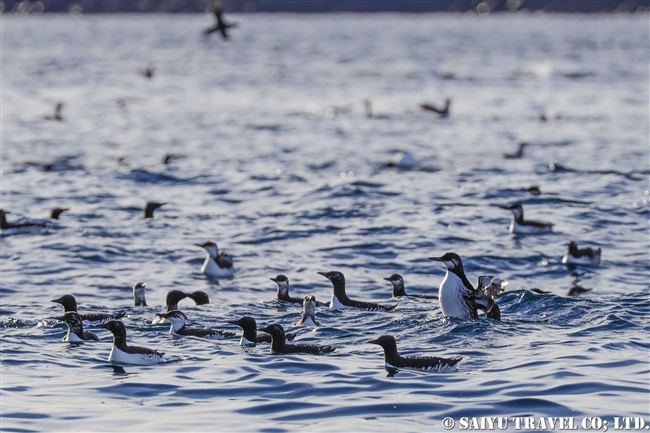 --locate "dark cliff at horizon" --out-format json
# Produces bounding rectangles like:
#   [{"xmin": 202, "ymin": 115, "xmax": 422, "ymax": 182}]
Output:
[{"xmin": 5, "ymin": 0, "xmax": 650, "ymax": 14}]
